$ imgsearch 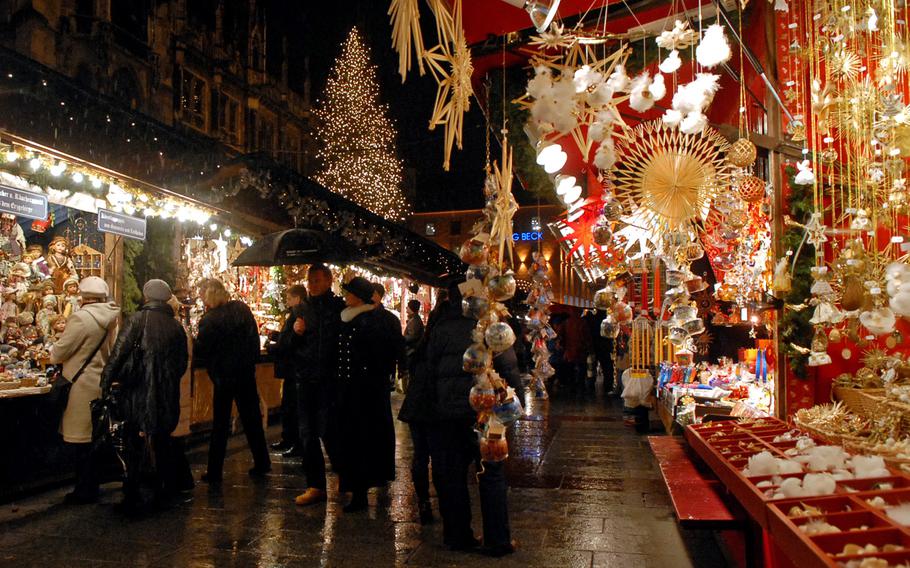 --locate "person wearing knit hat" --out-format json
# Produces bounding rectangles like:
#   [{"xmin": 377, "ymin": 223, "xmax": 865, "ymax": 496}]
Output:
[
  {"xmin": 143, "ymin": 279, "xmax": 172, "ymax": 303},
  {"xmin": 341, "ymin": 277, "xmax": 375, "ymax": 305},
  {"xmin": 101, "ymin": 277, "xmax": 188, "ymax": 511}
]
